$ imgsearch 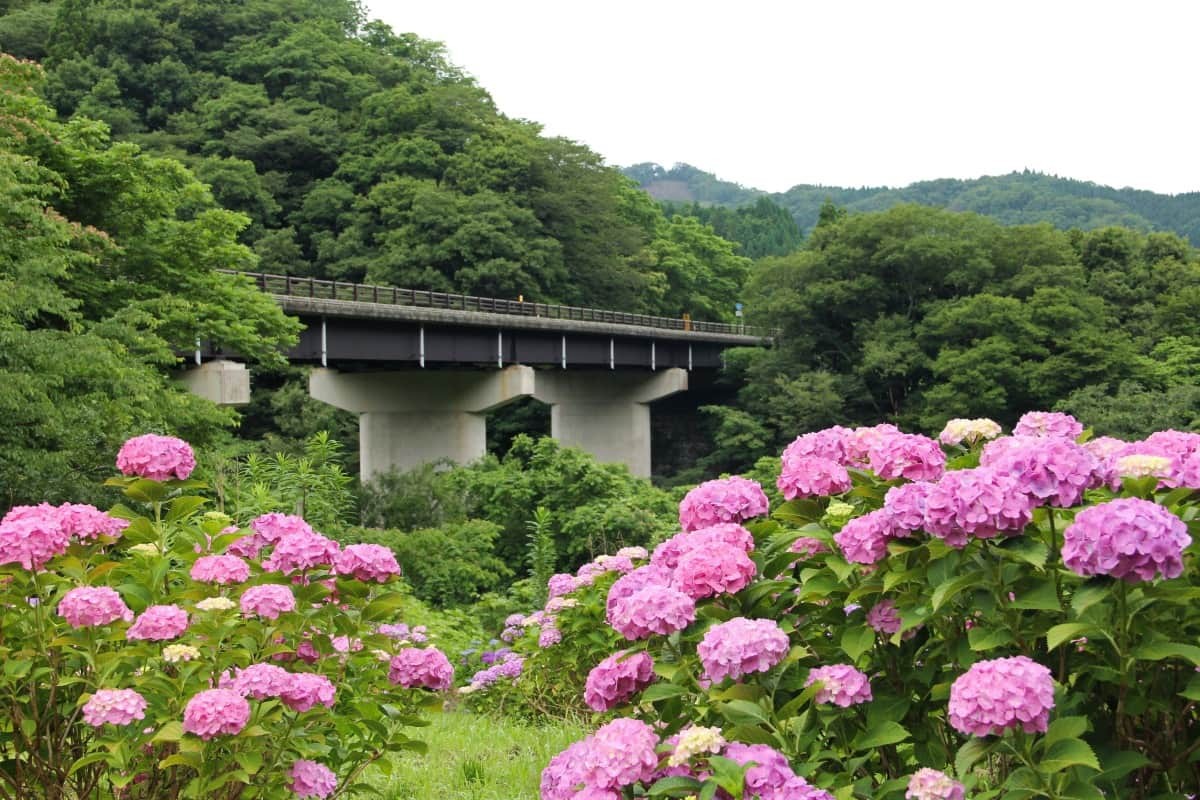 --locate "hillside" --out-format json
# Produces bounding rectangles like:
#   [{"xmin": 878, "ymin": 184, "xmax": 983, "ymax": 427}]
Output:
[{"xmin": 624, "ymin": 163, "xmax": 1200, "ymax": 244}]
